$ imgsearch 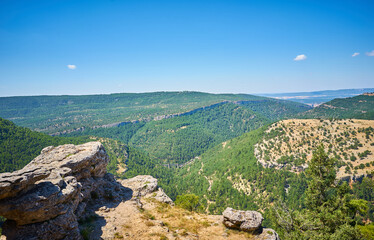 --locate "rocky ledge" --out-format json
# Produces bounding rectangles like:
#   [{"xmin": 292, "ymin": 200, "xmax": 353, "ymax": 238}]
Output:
[{"xmin": 0, "ymin": 142, "xmax": 140, "ymax": 240}]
